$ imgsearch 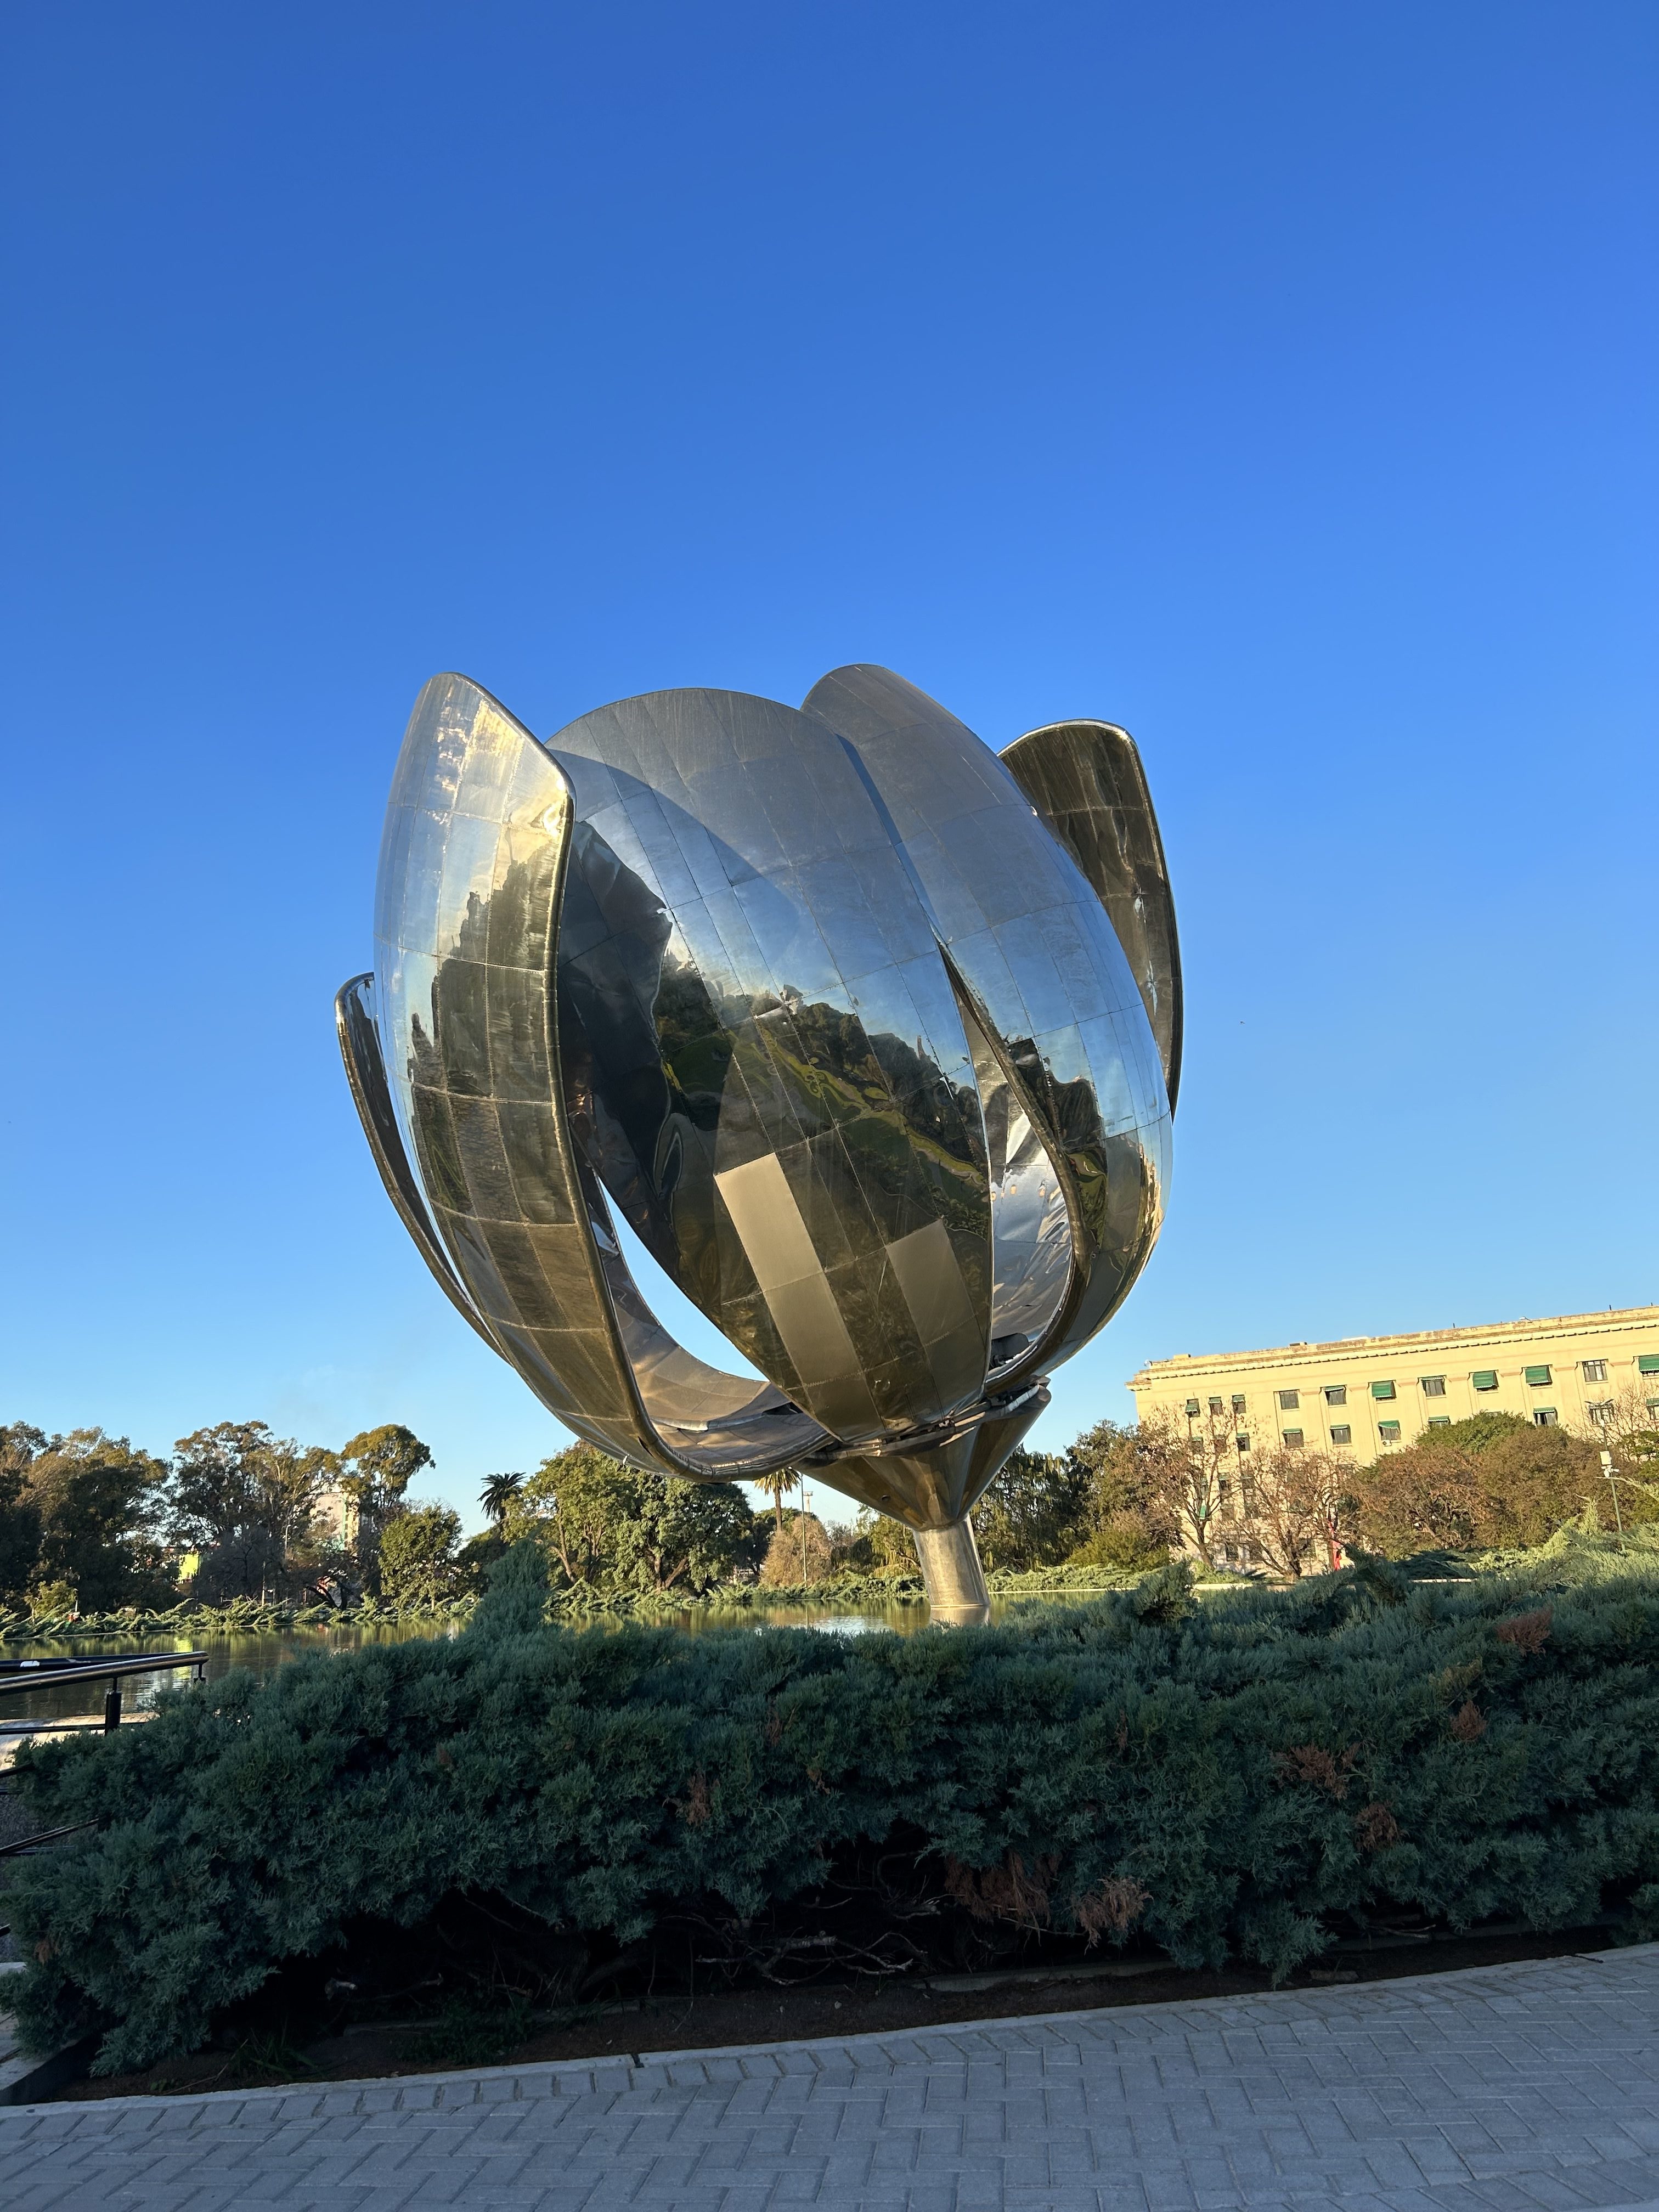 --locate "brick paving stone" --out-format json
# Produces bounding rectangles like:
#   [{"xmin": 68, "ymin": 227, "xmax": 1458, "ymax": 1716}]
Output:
[{"xmin": 3, "ymin": 1948, "xmax": 1658, "ymax": 2211}]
